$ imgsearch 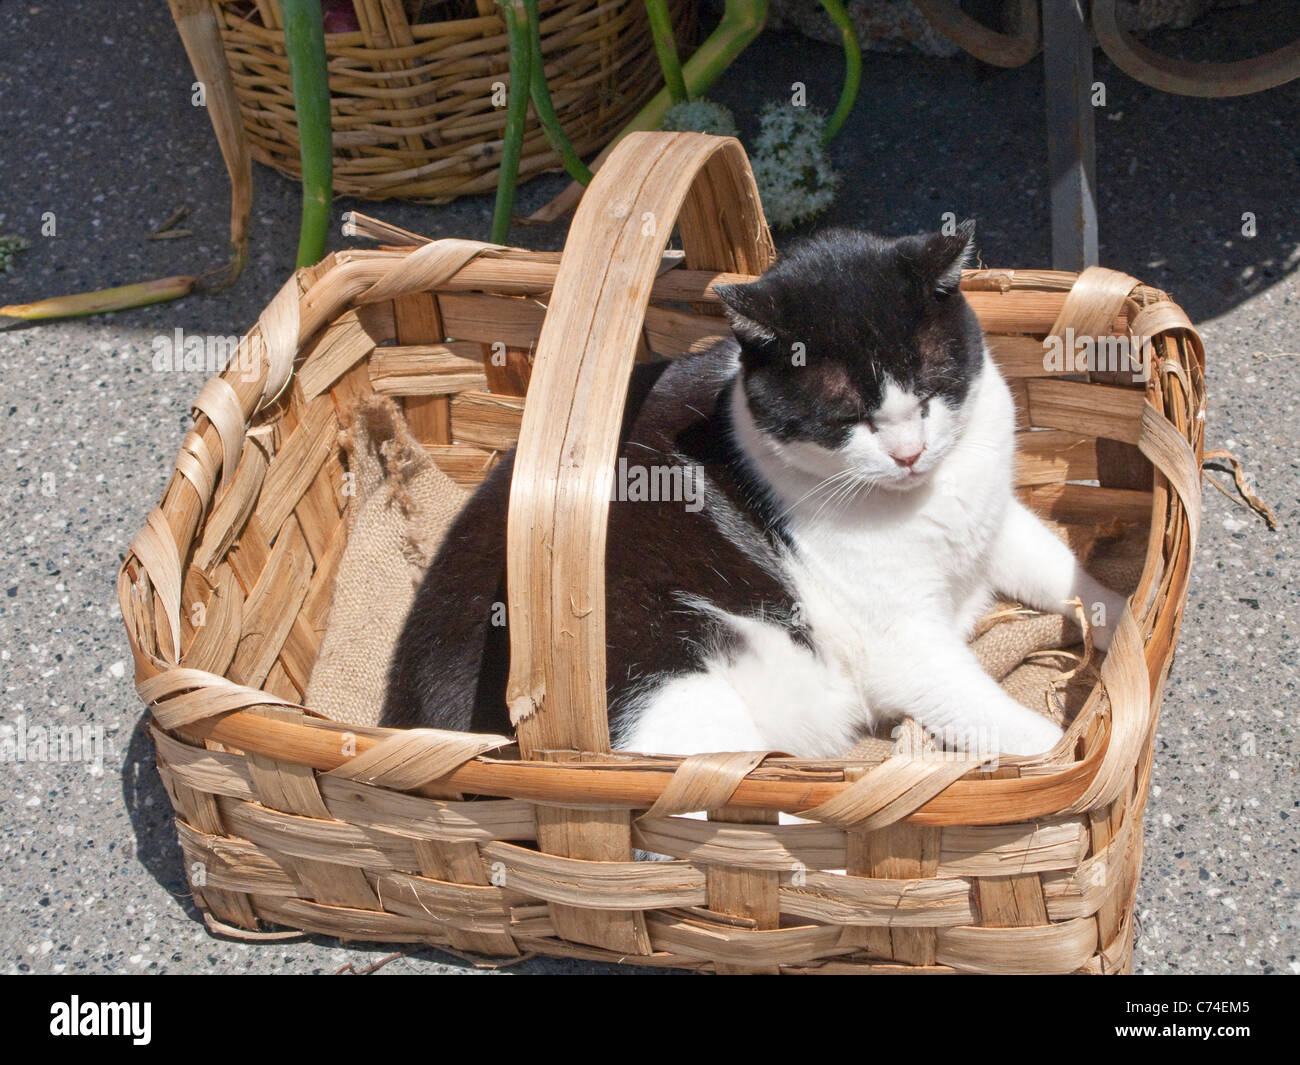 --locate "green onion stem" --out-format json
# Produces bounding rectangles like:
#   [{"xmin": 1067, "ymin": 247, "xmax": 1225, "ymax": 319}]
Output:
[
  {"xmin": 817, "ymin": 0, "xmax": 861, "ymax": 142},
  {"xmin": 524, "ymin": 0, "xmax": 592, "ymax": 185},
  {"xmin": 491, "ymin": 0, "xmax": 533, "ymax": 244},
  {"xmin": 644, "ymin": 0, "xmax": 688, "ymax": 105},
  {"xmin": 281, "ymin": 0, "xmax": 333, "ymax": 267}
]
